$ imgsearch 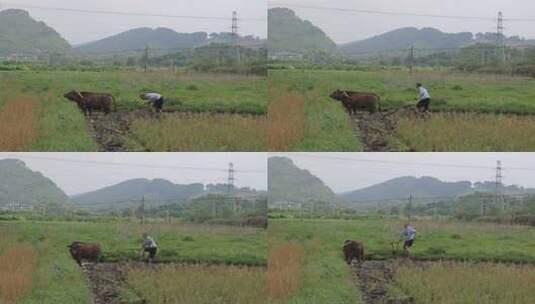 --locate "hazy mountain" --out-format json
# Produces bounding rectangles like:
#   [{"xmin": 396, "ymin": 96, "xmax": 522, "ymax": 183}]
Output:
[
  {"xmin": 76, "ymin": 28, "xmax": 208, "ymax": 54},
  {"xmin": 340, "ymin": 176, "xmax": 473, "ymax": 203},
  {"xmin": 0, "ymin": 9, "xmax": 71, "ymax": 56},
  {"xmin": 71, "ymin": 178, "xmax": 206, "ymax": 208},
  {"xmin": 341, "ymin": 27, "xmax": 474, "ymax": 55},
  {"xmin": 340, "ymin": 176, "xmax": 535, "ymax": 206},
  {"xmin": 268, "ymin": 157, "xmax": 336, "ymax": 203},
  {"xmin": 268, "ymin": 8, "xmax": 337, "ymax": 54},
  {"xmin": 0, "ymin": 159, "xmax": 69, "ymax": 207}
]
